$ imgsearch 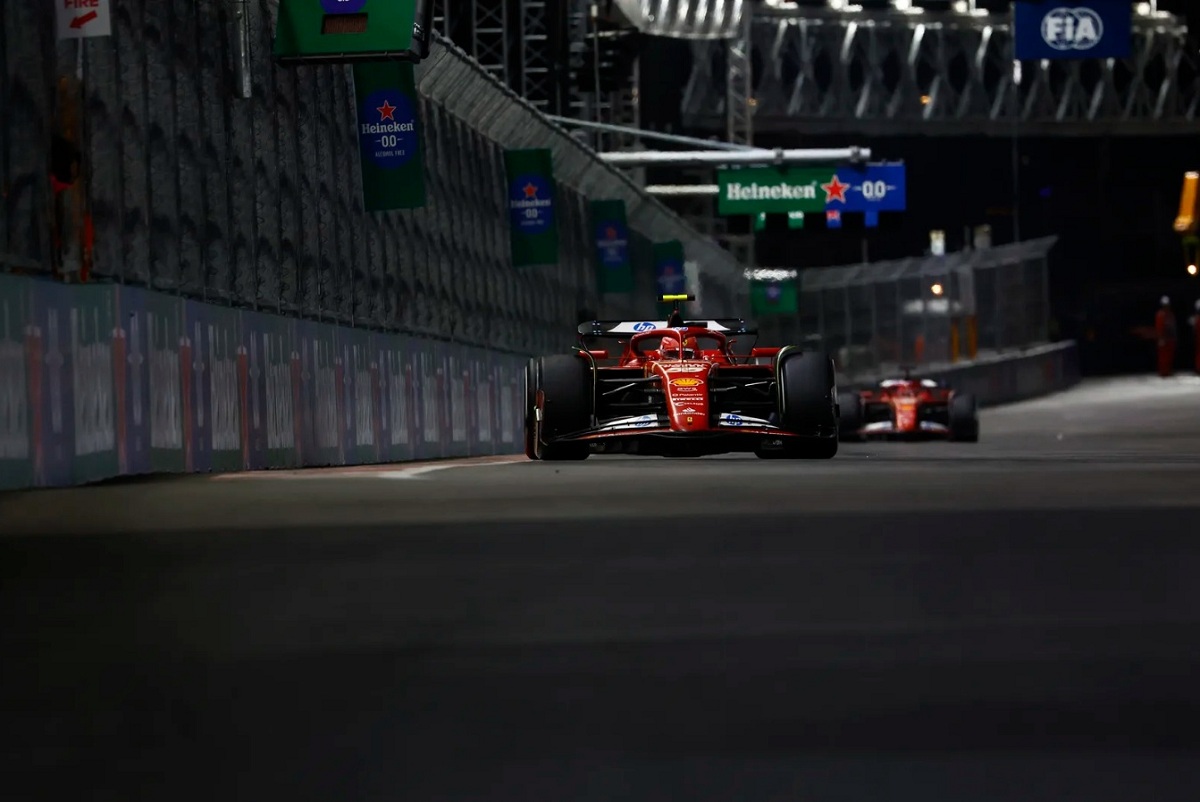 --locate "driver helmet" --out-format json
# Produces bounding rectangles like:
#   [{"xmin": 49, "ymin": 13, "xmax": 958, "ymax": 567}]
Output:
[{"xmin": 659, "ymin": 335, "xmax": 697, "ymax": 359}]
